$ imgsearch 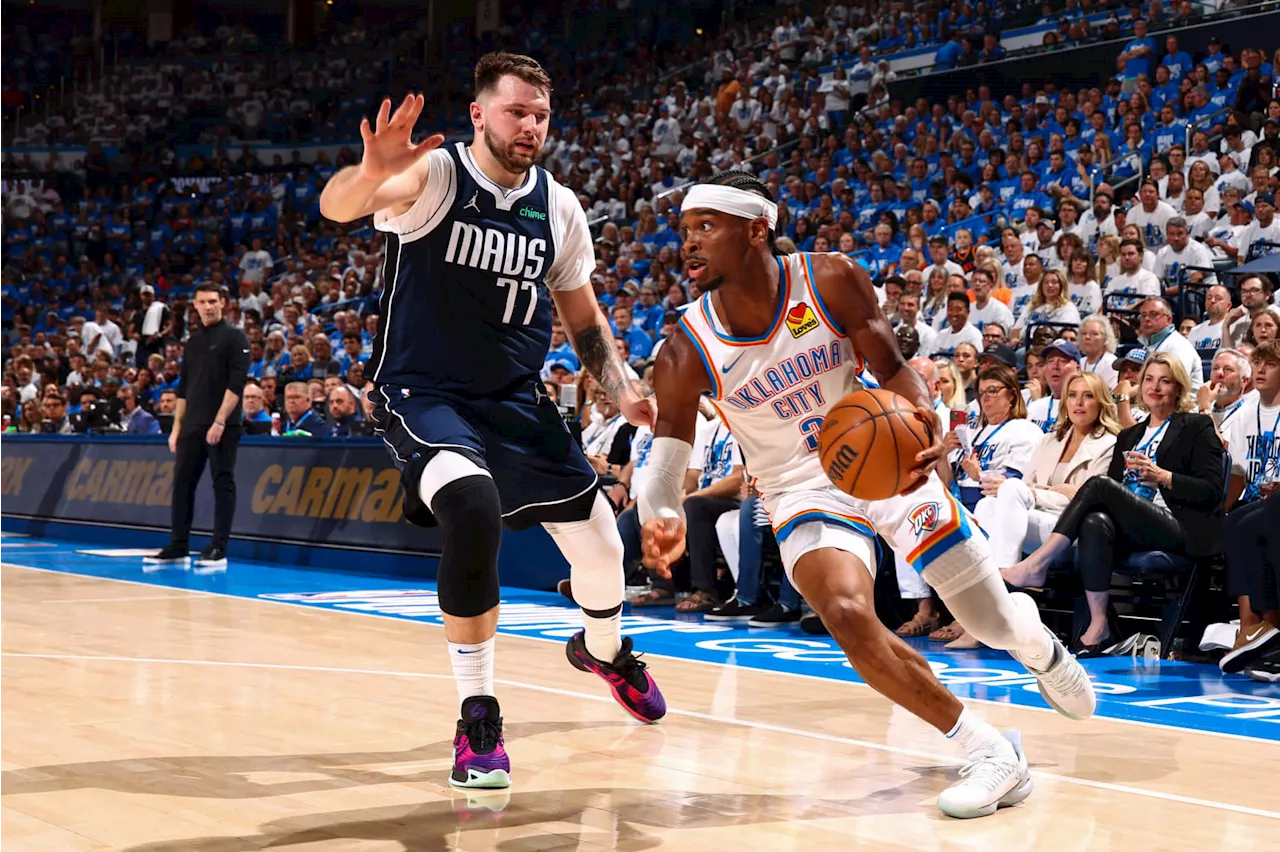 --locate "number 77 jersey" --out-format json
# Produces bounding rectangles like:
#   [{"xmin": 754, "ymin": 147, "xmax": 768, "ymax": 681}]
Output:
[
  {"xmin": 678, "ymin": 252, "xmax": 867, "ymax": 498},
  {"xmin": 371, "ymin": 142, "xmax": 594, "ymax": 395}
]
